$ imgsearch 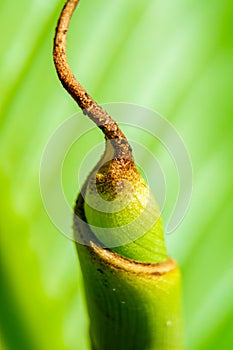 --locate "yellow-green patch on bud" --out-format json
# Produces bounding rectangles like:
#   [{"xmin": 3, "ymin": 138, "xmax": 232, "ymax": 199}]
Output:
[{"xmin": 84, "ymin": 154, "xmax": 168, "ymax": 263}]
